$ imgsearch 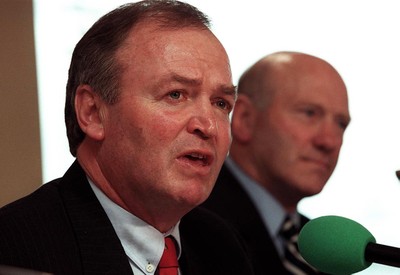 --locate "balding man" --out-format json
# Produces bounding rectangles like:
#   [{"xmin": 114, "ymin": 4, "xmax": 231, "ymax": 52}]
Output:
[{"xmin": 202, "ymin": 51, "xmax": 351, "ymax": 274}]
